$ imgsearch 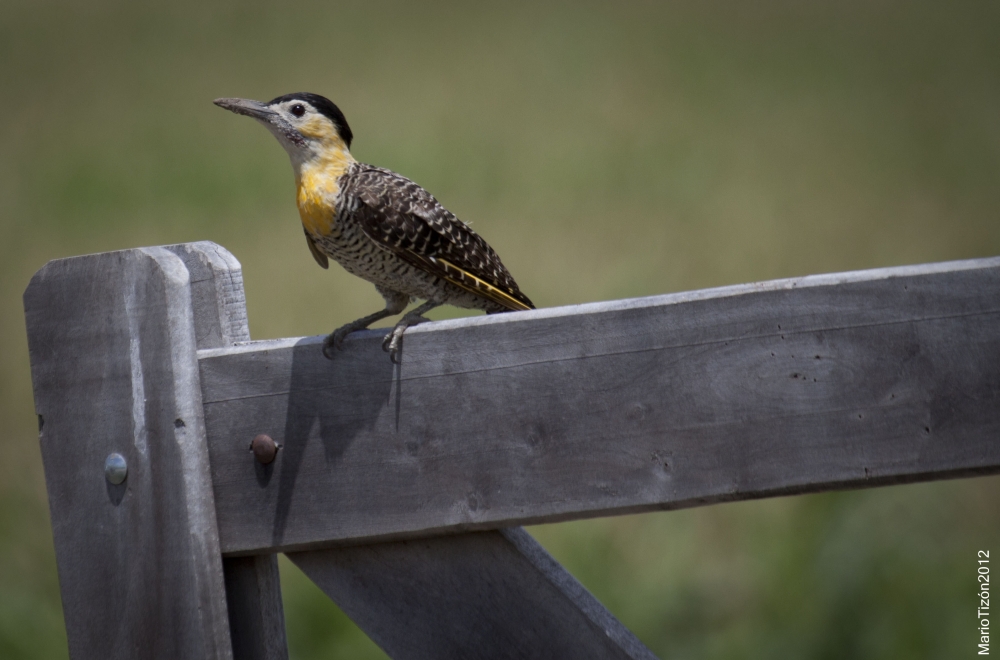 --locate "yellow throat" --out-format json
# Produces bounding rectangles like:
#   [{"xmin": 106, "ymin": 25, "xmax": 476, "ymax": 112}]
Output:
[{"xmin": 293, "ymin": 117, "xmax": 356, "ymax": 237}]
